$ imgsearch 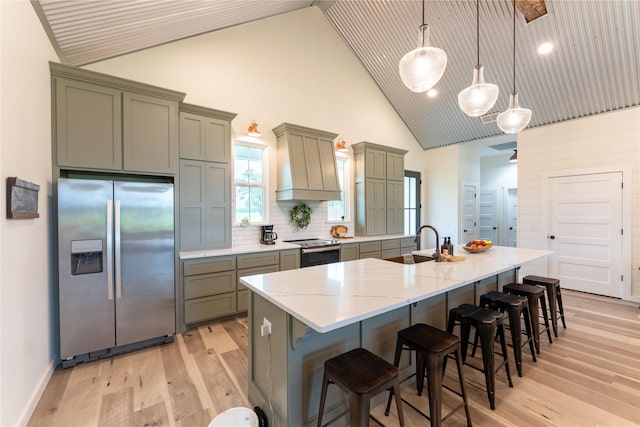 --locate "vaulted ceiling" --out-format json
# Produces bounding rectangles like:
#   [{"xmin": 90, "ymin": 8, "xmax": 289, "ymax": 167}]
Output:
[{"xmin": 32, "ymin": 0, "xmax": 640, "ymax": 150}]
